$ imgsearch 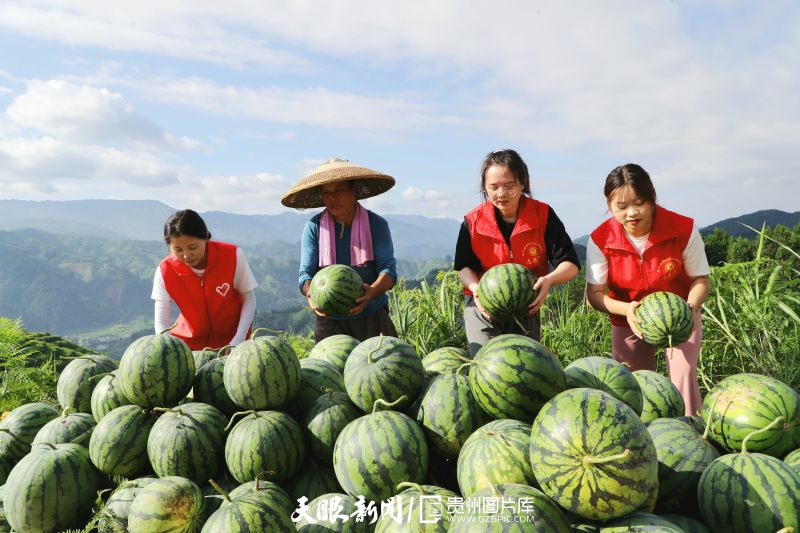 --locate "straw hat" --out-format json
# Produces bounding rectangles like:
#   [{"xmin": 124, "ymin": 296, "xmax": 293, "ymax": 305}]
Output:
[{"xmin": 281, "ymin": 158, "xmax": 395, "ymax": 209}]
